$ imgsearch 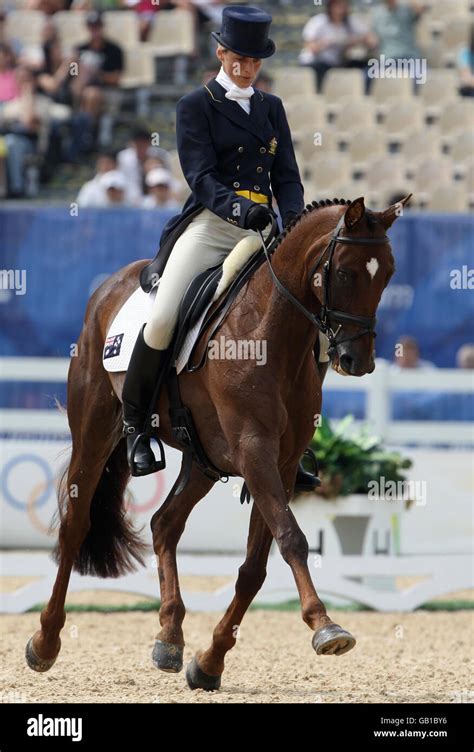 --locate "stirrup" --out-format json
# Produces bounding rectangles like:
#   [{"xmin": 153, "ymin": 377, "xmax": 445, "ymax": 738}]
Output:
[
  {"xmin": 128, "ymin": 430, "xmax": 166, "ymax": 477},
  {"xmin": 294, "ymin": 448, "xmax": 321, "ymax": 493}
]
